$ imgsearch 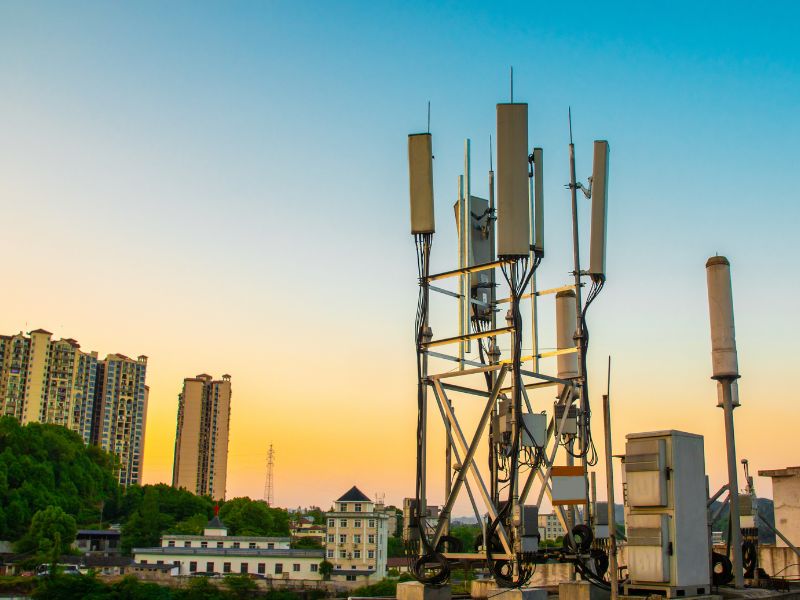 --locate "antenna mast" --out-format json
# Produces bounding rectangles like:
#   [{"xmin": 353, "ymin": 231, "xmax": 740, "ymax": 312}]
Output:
[{"xmin": 264, "ymin": 444, "xmax": 275, "ymax": 506}]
